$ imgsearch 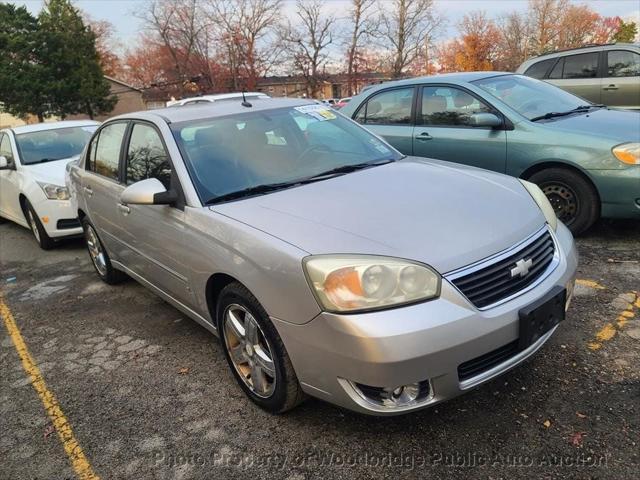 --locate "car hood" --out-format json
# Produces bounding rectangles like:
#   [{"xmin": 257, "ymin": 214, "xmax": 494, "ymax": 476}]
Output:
[
  {"xmin": 547, "ymin": 108, "xmax": 640, "ymax": 143},
  {"xmin": 23, "ymin": 156, "xmax": 79, "ymax": 185},
  {"xmin": 212, "ymin": 158, "xmax": 546, "ymax": 273}
]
